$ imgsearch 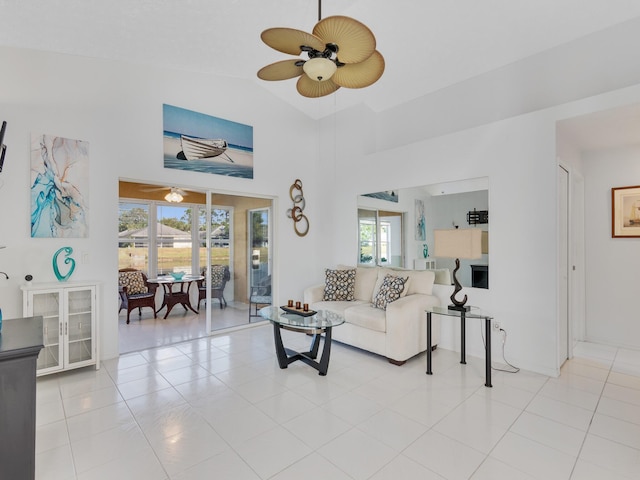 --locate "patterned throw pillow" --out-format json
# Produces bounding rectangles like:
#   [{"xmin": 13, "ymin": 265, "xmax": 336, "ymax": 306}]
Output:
[
  {"xmin": 372, "ymin": 274, "xmax": 408, "ymax": 310},
  {"xmin": 210, "ymin": 265, "xmax": 226, "ymax": 288},
  {"xmin": 119, "ymin": 271, "xmax": 148, "ymax": 295},
  {"xmin": 323, "ymin": 268, "xmax": 356, "ymax": 301}
]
